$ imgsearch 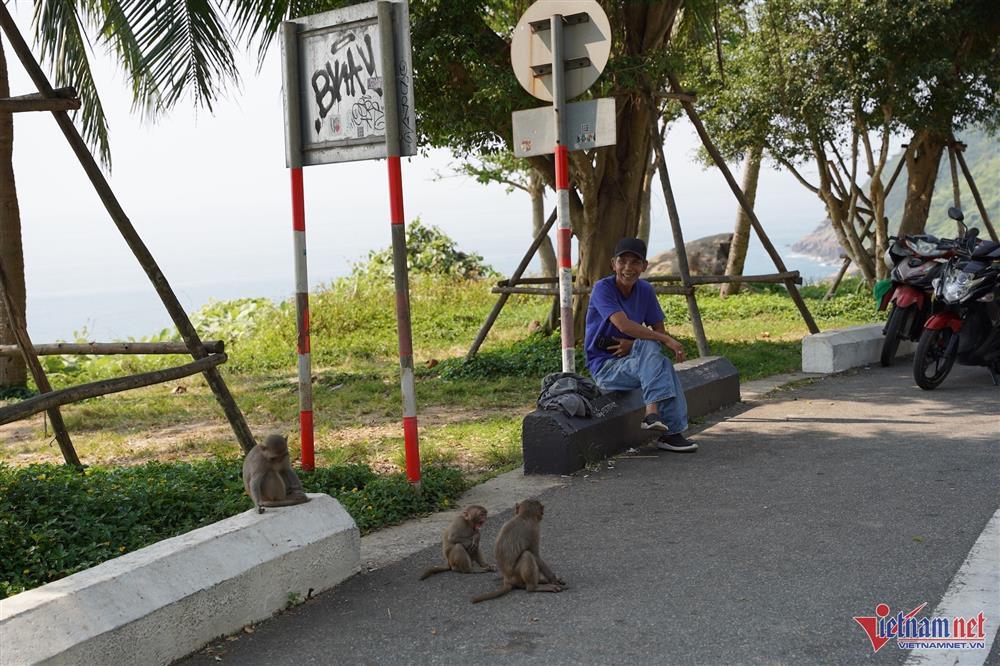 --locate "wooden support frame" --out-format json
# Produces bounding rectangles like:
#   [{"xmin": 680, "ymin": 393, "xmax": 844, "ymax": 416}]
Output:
[
  {"xmin": 951, "ymin": 136, "xmax": 999, "ymax": 243},
  {"xmin": 0, "ymin": 354, "xmax": 227, "ymax": 425},
  {"xmin": 0, "ymin": 260, "xmax": 81, "ymax": 467},
  {"xmin": 0, "ymin": 87, "xmax": 80, "ymax": 112},
  {"xmin": 0, "ymin": 341, "xmax": 225, "ymax": 356},
  {"xmin": 0, "ymin": 7, "xmax": 258, "ymax": 457},
  {"xmin": 466, "ymin": 206, "xmax": 558, "ymax": 359},
  {"xmin": 664, "ymin": 74, "xmax": 820, "ymax": 335},
  {"xmin": 648, "ymin": 102, "xmax": 710, "ymax": 357}
]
